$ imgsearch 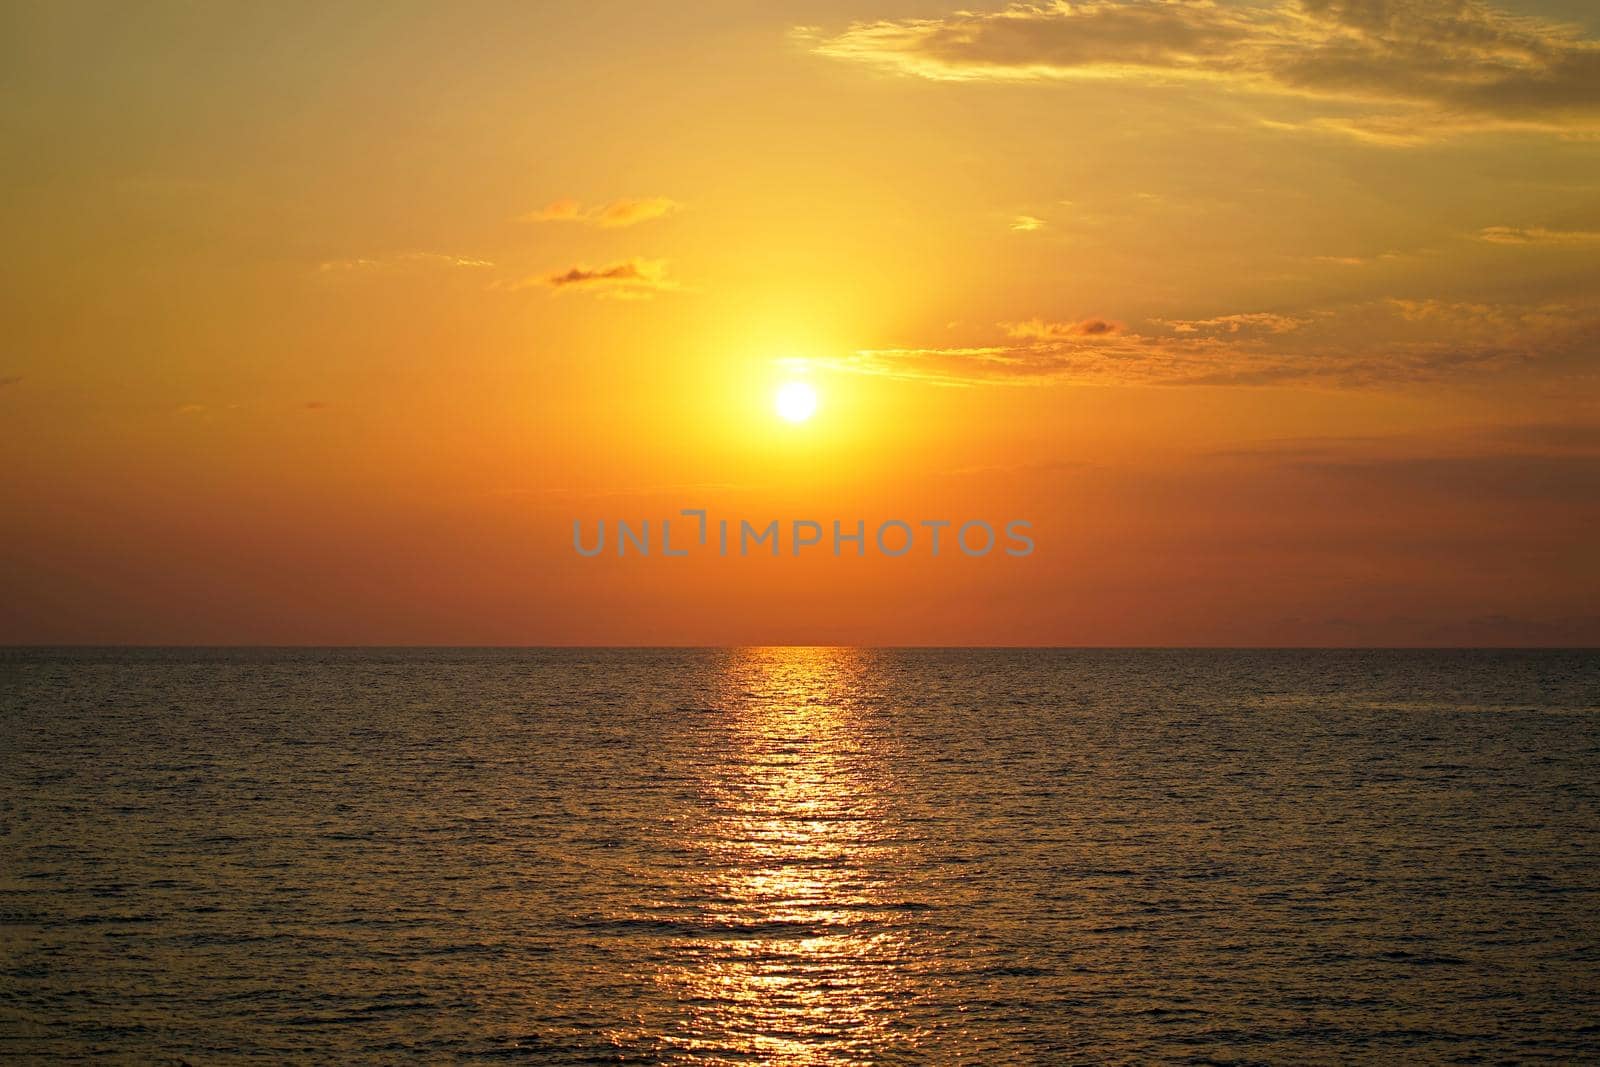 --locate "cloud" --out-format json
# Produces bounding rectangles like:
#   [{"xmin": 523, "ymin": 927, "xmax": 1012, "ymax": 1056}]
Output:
[
  {"xmin": 1478, "ymin": 225, "xmax": 1600, "ymax": 245},
  {"xmin": 0, "ymin": 376, "xmax": 20, "ymax": 387},
  {"xmin": 525, "ymin": 197, "xmax": 681, "ymax": 228},
  {"xmin": 510, "ymin": 258, "xmax": 681, "ymax": 298},
  {"xmin": 1010, "ymin": 214, "xmax": 1046, "ymax": 231},
  {"xmin": 1385, "ymin": 299, "xmax": 1583, "ymax": 336},
  {"xmin": 317, "ymin": 252, "xmax": 493, "ymax": 273},
  {"xmin": 811, "ymin": 299, "xmax": 1599, "ymax": 387},
  {"xmin": 1162, "ymin": 312, "xmax": 1309, "ymax": 334},
  {"xmin": 596, "ymin": 198, "xmax": 681, "ymax": 227},
  {"xmin": 532, "ymin": 198, "xmax": 583, "ymax": 222},
  {"xmin": 806, "ymin": 0, "xmax": 1600, "ymax": 139},
  {"xmin": 812, "ymin": 336, "xmax": 1314, "ymax": 387},
  {"xmin": 1003, "ymin": 317, "xmax": 1123, "ymax": 339}
]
